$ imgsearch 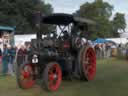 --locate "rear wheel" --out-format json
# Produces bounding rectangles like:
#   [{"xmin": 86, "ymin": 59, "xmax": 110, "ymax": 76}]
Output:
[
  {"xmin": 16, "ymin": 63, "xmax": 35, "ymax": 89},
  {"xmin": 42, "ymin": 62, "xmax": 62, "ymax": 91},
  {"xmin": 78, "ymin": 46, "xmax": 96, "ymax": 81}
]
